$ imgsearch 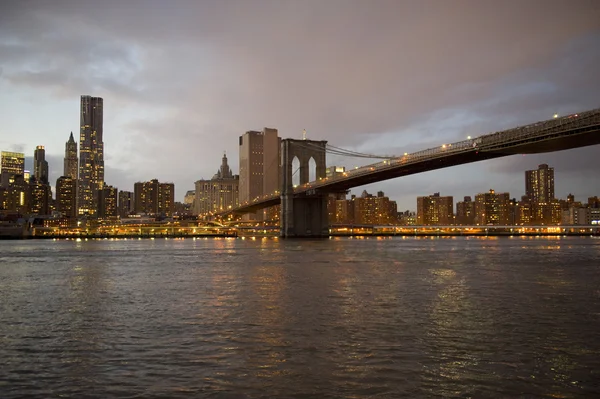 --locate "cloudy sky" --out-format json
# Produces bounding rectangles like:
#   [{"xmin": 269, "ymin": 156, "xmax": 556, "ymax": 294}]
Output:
[{"xmin": 1, "ymin": 0, "xmax": 599, "ymax": 210}]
